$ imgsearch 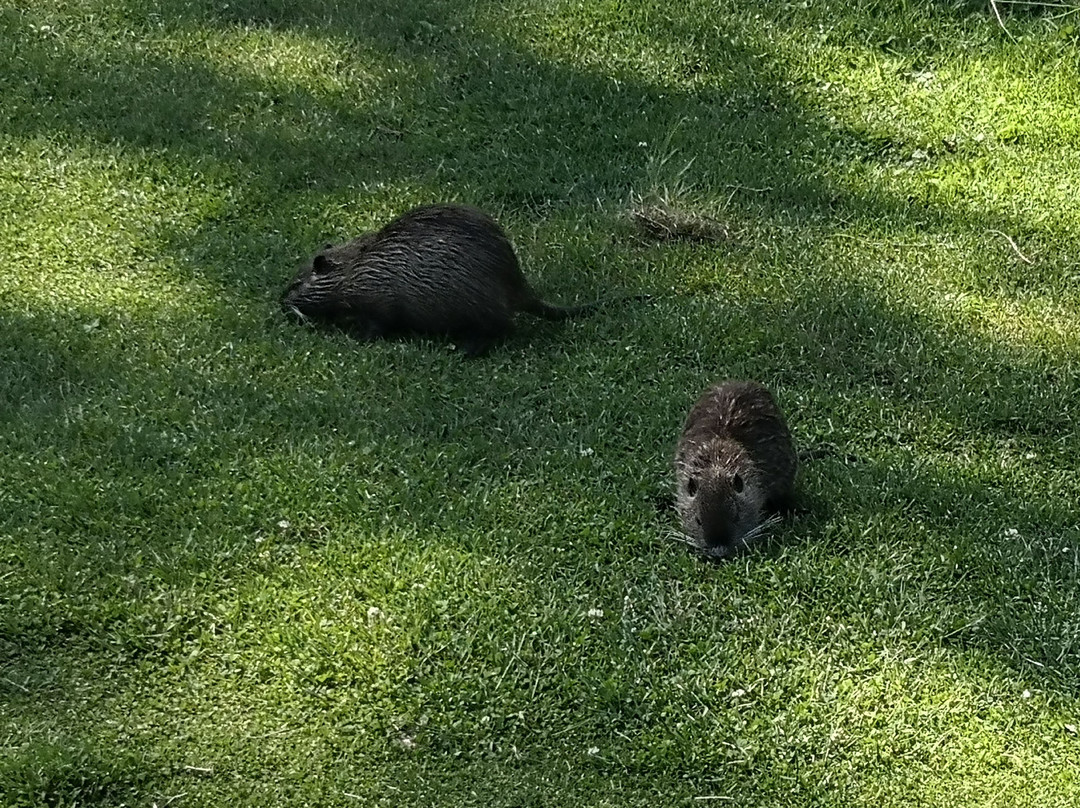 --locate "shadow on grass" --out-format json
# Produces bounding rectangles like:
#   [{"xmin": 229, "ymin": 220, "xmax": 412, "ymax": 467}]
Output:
[
  {"xmin": 3, "ymin": 265, "xmax": 1078, "ymax": 640},
  {"xmin": 4, "ymin": 0, "xmax": 1066, "ymax": 295},
  {"xmin": 0, "ymin": 738, "xmax": 154, "ymax": 808}
]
